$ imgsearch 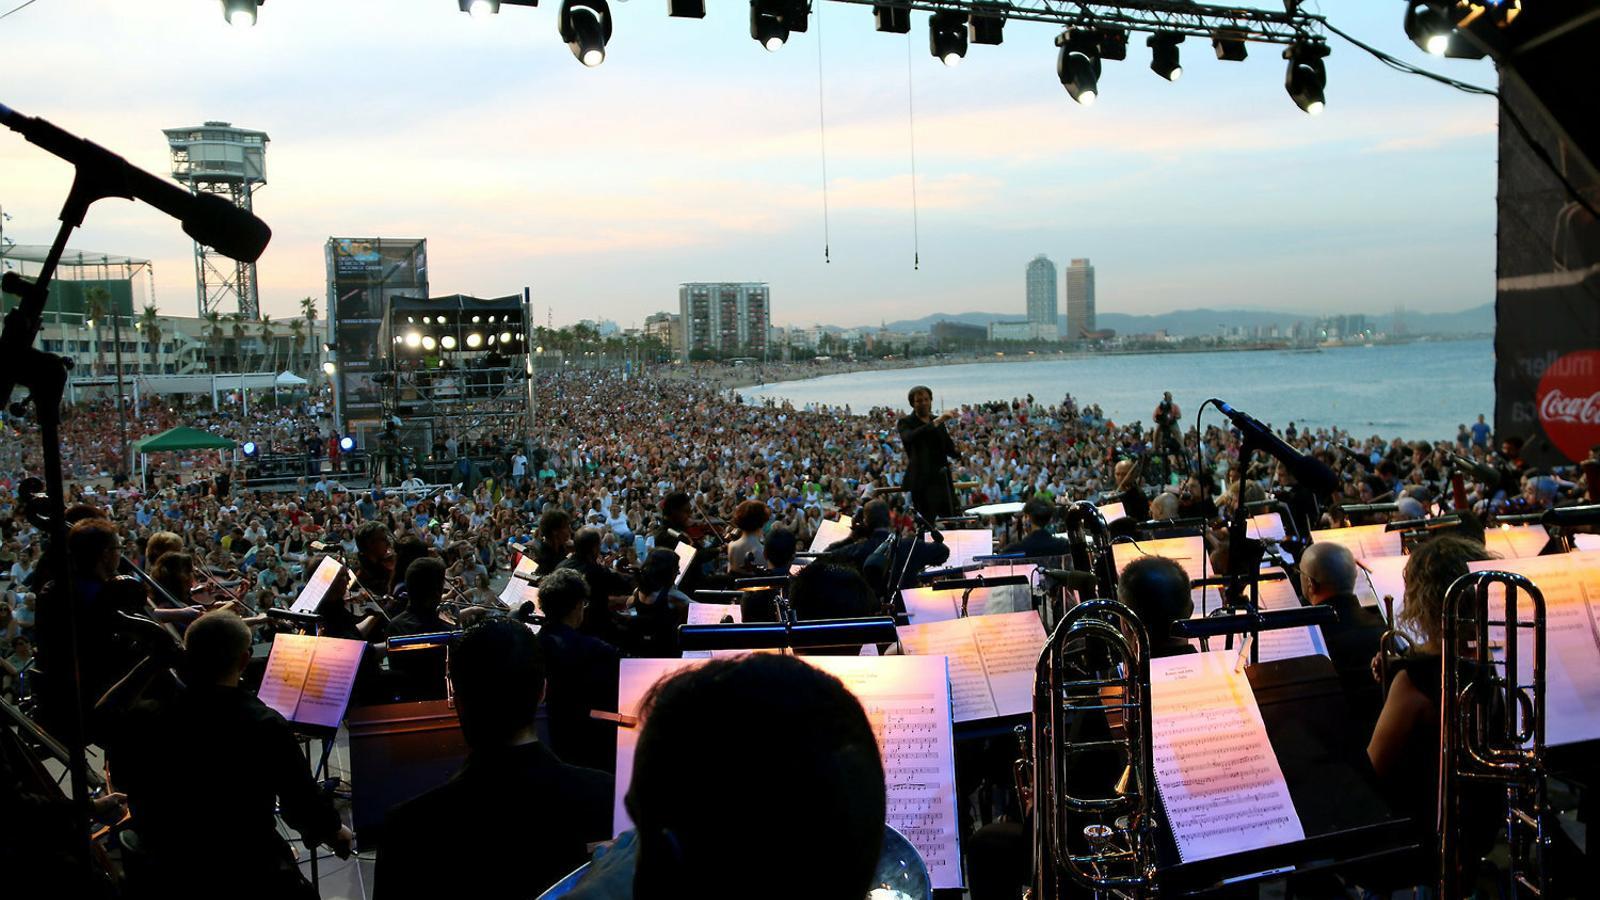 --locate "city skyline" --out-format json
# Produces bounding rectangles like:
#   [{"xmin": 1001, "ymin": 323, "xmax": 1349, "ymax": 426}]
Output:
[{"xmin": 0, "ymin": 3, "xmax": 1497, "ymax": 330}]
